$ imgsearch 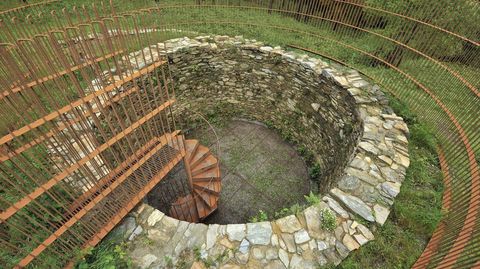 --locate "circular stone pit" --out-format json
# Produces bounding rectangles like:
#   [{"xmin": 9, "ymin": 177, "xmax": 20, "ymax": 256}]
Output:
[
  {"xmin": 148, "ymin": 118, "xmax": 311, "ymax": 224},
  {"xmin": 169, "ymin": 36, "xmax": 363, "ymax": 195},
  {"xmin": 111, "ymin": 35, "xmax": 410, "ymax": 269}
]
